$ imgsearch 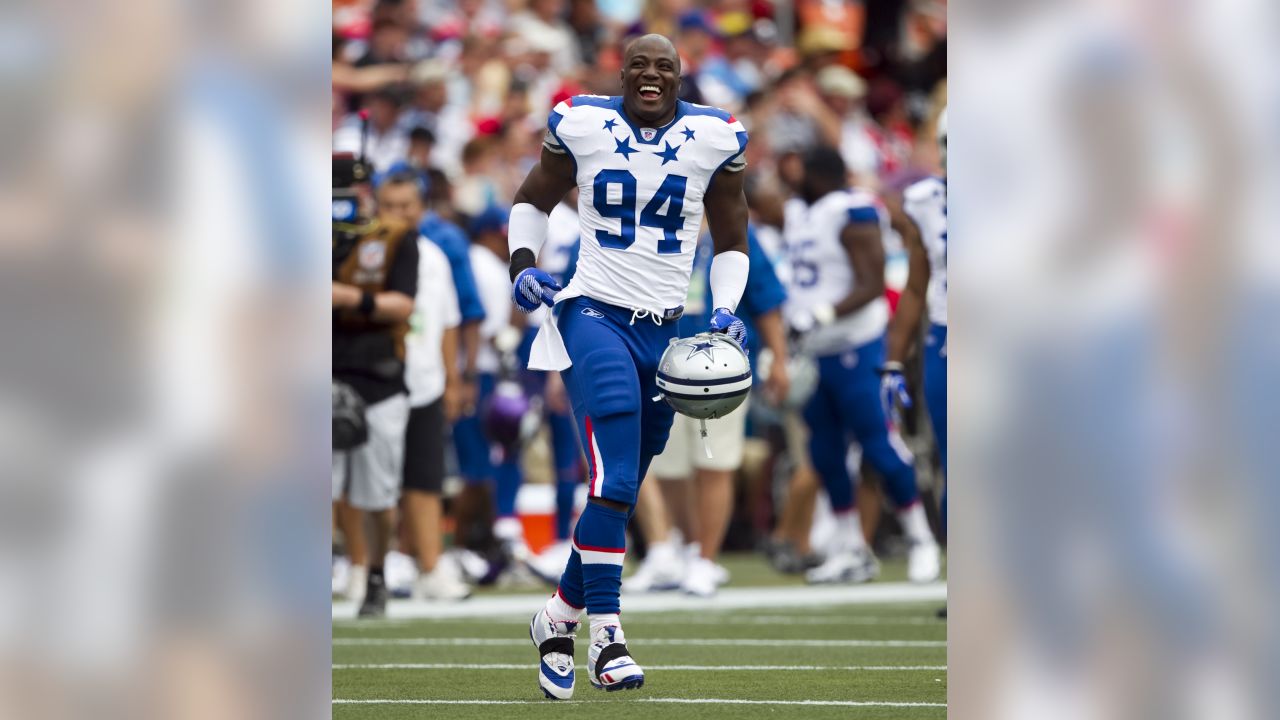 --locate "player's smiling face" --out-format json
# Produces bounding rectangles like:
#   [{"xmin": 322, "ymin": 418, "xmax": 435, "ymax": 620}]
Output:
[{"xmin": 621, "ymin": 36, "xmax": 680, "ymax": 126}]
